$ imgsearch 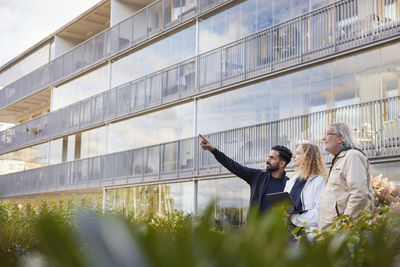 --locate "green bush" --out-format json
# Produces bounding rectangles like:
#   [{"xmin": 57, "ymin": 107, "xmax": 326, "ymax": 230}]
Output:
[
  {"xmin": 1, "ymin": 176, "xmax": 399, "ymax": 267},
  {"xmin": 4, "ymin": 204, "xmax": 396, "ymax": 267}
]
